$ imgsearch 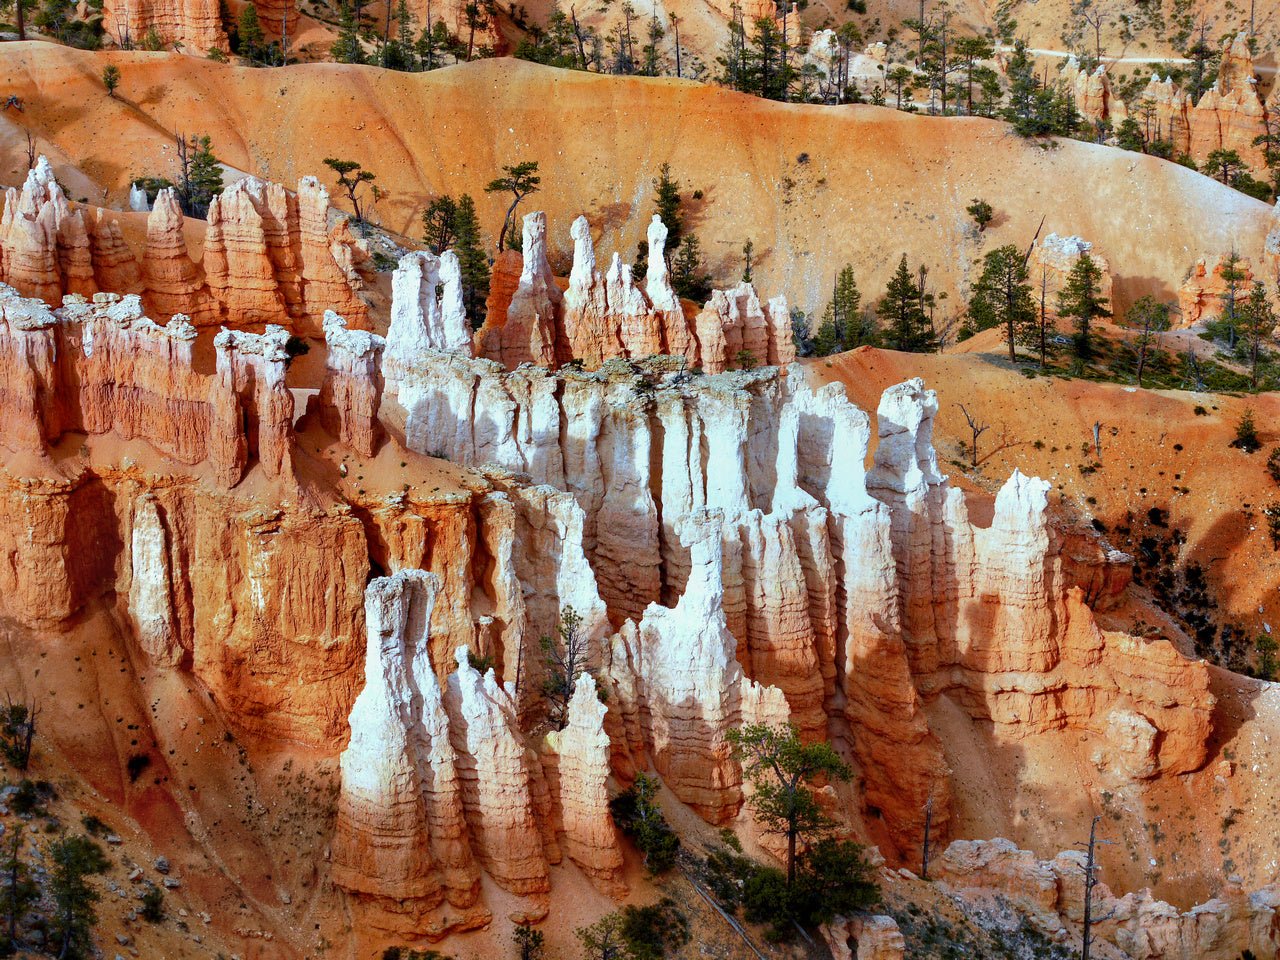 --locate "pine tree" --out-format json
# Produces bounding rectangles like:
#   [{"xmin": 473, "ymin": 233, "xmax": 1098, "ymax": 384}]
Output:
[
  {"xmin": 1056, "ymin": 252, "xmax": 1110, "ymax": 359},
  {"xmin": 176, "ymin": 134, "xmax": 223, "ymax": 218},
  {"xmin": 484, "ymin": 160, "xmax": 541, "ymax": 252},
  {"xmin": 238, "ymin": 3, "xmax": 265, "ymax": 60},
  {"xmin": 0, "ymin": 826, "xmax": 37, "ymax": 954},
  {"xmin": 49, "ymin": 835, "xmax": 109, "ymax": 960},
  {"xmin": 331, "ymin": 1, "xmax": 366, "ymax": 63},
  {"xmin": 422, "ymin": 195, "xmax": 459, "ymax": 253},
  {"xmin": 653, "ymin": 162, "xmax": 683, "ymax": 250},
  {"xmin": 968, "ymin": 244, "xmax": 1036, "ymax": 361},
  {"xmin": 453, "ymin": 194, "xmax": 490, "ymax": 327},
  {"xmin": 1240, "ymin": 281, "xmax": 1276, "ymax": 389},
  {"xmin": 878, "ymin": 254, "xmax": 935, "ymax": 352},
  {"xmin": 671, "ymin": 233, "xmax": 712, "ymax": 302}
]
